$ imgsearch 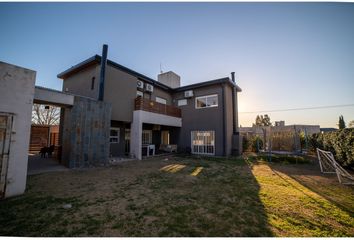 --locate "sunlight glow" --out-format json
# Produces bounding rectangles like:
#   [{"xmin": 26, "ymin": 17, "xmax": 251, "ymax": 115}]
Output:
[
  {"xmin": 190, "ymin": 167, "xmax": 203, "ymax": 176},
  {"xmin": 160, "ymin": 164, "xmax": 186, "ymax": 173}
]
